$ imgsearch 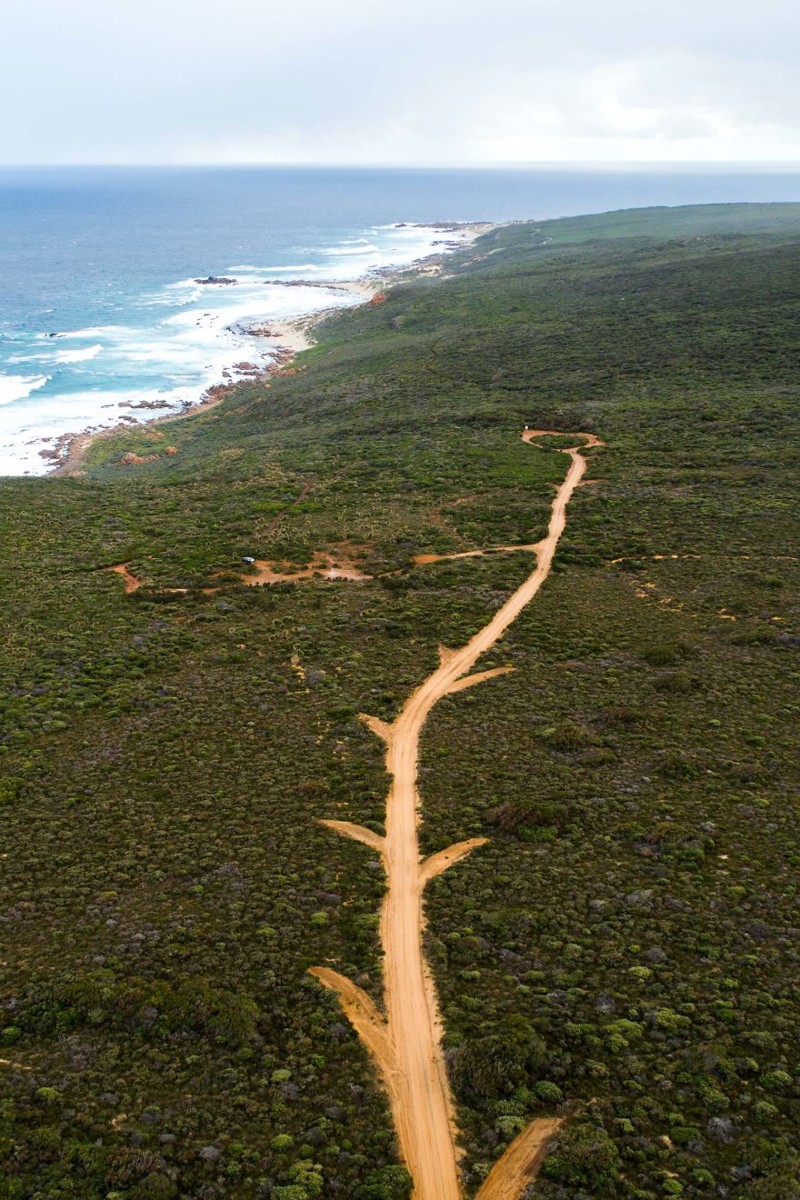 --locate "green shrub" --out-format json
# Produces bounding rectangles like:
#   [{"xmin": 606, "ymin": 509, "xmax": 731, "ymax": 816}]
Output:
[
  {"xmin": 356, "ymin": 1165, "xmax": 413, "ymax": 1199},
  {"xmin": 542, "ymin": 1123, "xmax": 622, "ymax": 1191},
  {"xmin": 533, "ymin": 1080, "xmax": 563, "ymax": 1104}
]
